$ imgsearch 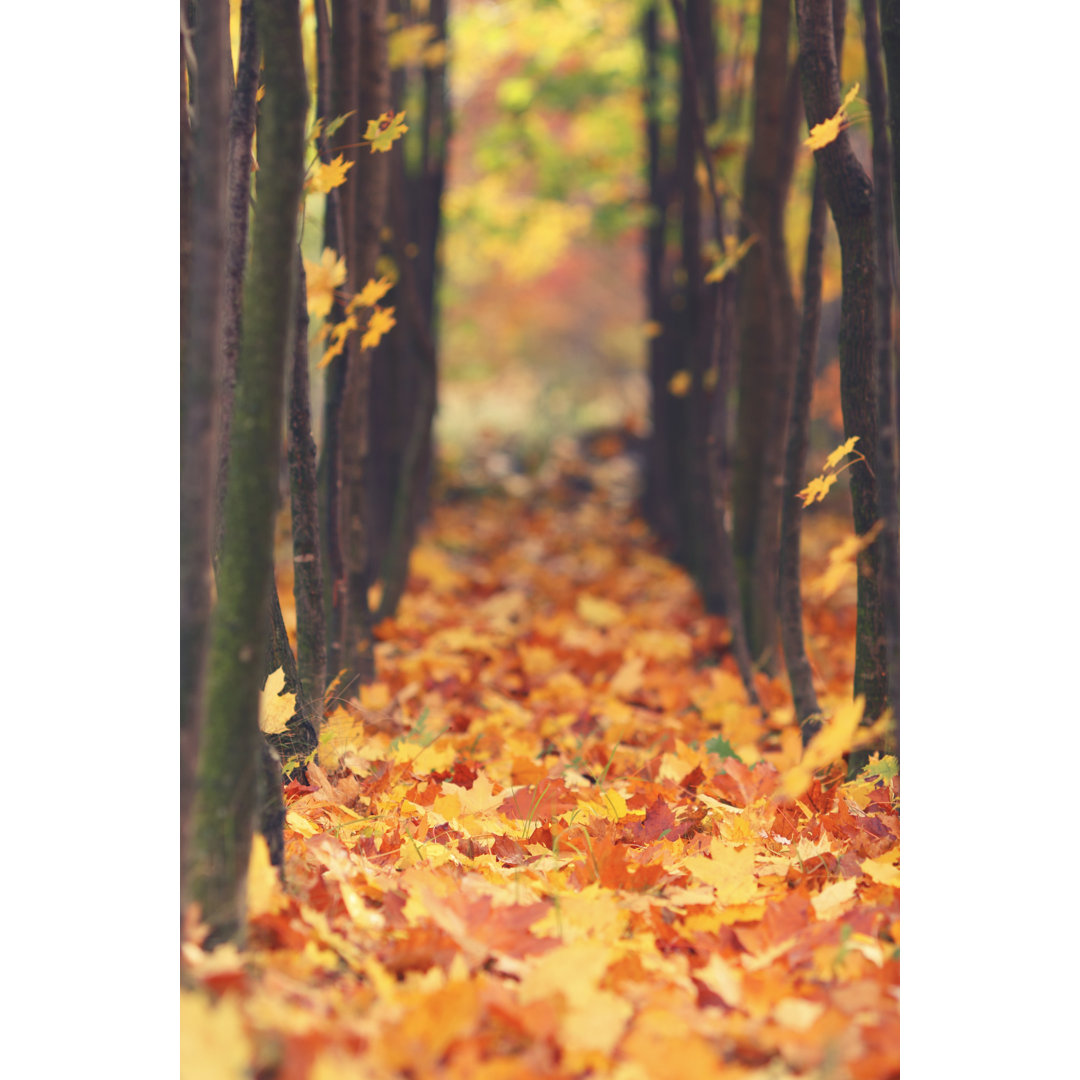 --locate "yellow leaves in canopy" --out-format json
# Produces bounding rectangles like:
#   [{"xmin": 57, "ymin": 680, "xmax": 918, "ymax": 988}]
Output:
[
  {"xmin": 360, "ymin": 305, "xmax": 397, "ymax": 350},
  {"xmin": 304, "ymin": 248, "xmax": 347, "ymax": 319},
  {"xmin": 259, "ymin": 667, "xmax": 295, "ymax": 735},
  {"xmin": 804, "ymin": 82, "xmax": 861, "ymax": 151},
  {"xmin": 364, "ymin": 110, "xmax": 408, "ymax": 153},
  {"xmin": 668, "ymin": 370, "xmax": 691, "ymax": 397},
  {"xmin": 305, "ymin": 153, "xmax": 353, "ymax": 195}
]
